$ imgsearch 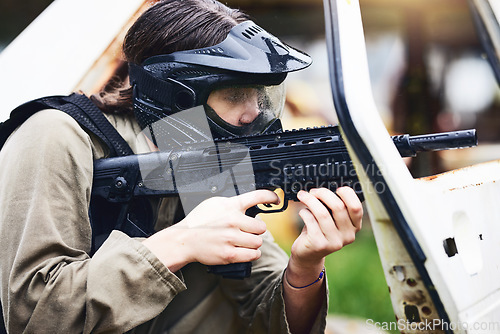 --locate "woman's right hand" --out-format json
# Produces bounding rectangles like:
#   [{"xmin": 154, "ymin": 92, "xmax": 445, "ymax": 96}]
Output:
[{"xmin": 142, "ymin": 190, "xmax": 279, "ymax": 272}]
